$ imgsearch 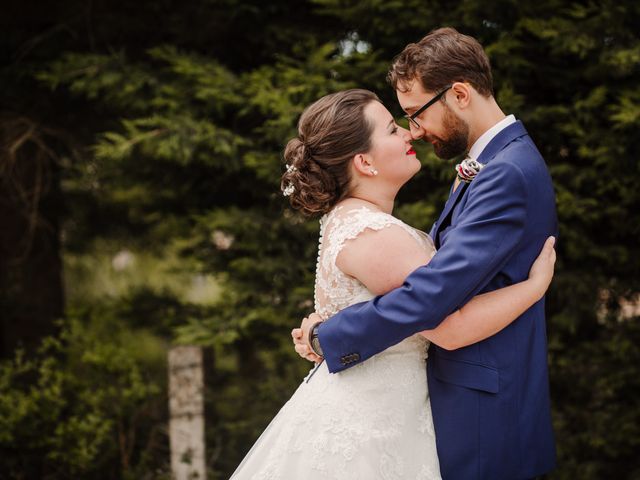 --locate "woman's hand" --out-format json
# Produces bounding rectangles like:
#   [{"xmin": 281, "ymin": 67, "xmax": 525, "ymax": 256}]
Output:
[
  {"xmin": 291, "ymin": 312, "xmax": 324, "ymax": 363},
  {"xmin": 528, "ymin": 236, "xmax": 556, "ymax": 299}
]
